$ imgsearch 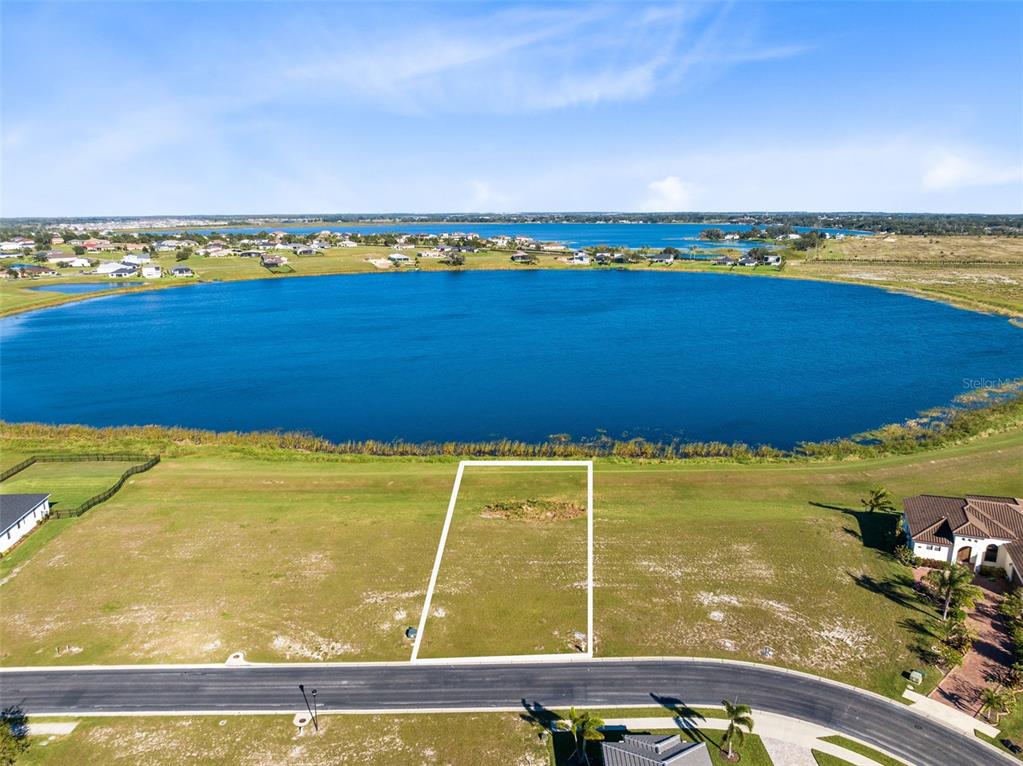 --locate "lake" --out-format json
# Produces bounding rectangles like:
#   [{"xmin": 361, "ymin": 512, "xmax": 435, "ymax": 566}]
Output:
[
  {"xmin": 154, "ymin": 222, "xmax": 868, "ymax": 250},
  {"xmin": 2, "ymin": 271, "xmax": 1019, "ymax": 448}
]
